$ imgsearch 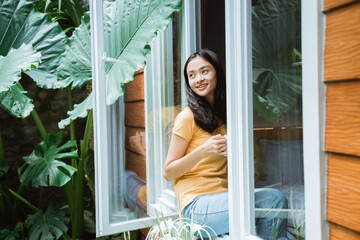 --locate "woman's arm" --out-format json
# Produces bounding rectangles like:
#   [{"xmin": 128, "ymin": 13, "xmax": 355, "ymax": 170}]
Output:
[{"xmin": 163, "ymin": 134, "xmax": 227, "ymax": 181}]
